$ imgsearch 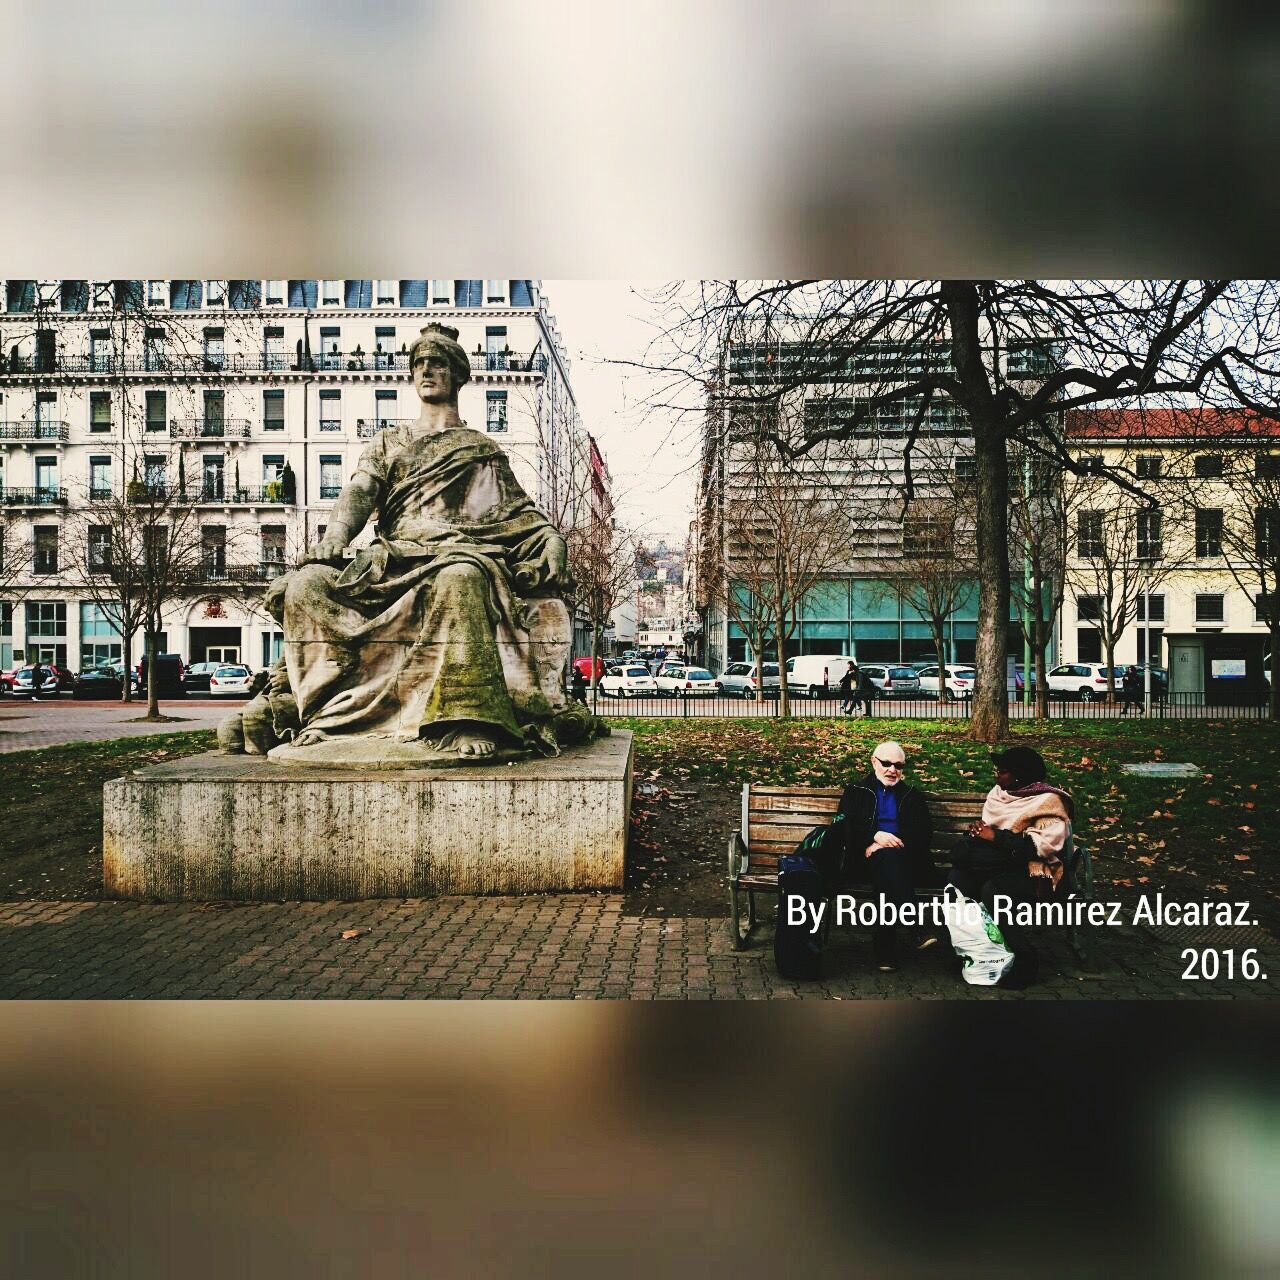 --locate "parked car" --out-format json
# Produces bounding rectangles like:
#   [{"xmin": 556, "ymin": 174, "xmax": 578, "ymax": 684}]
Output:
[
  {"xmin": 1044, "ymin": 662, "xmax": 1128, "ymax": 701},
  {"xmin": 654, "ymin": 664, "xmax": 720, "ymax": 696},
  {"xmin": 72, "ymin": 665, "xmax": 125, "ymax": 700},
  {"xmin": 785, "ymin": 654, "xmax": 856, "ymax": 698},
  {"xmin": 599, "ymin": 664, "xmax": 659, "ymax": 698},
  {"xmin": 208, "ymin": 664, "xmax": 254, "ymax": 697},
  {"xmin": 0, "ymin": 665, "xmax": 20, "ymax": 694},
  {"xmin": 858, "ymin": 664, "xmax": 923, "ymax": 698},
  {"xmin": 573, "ymin": 656, "xmax": 606, "ymax": 682},
  {"xmin": 718, "ymin": 661, "xmax": 781, "ymax": 699},
  {"xmin": 915, "ymin": 664, "xmax": 978, "ymax": 700},
  {"xmin": 11, "ymin": 664, "xmax": 73, "ymax": 698},
  {"xmin": 182, "ymin": 661, "xmax": 221, "ymax": 694},
  {"xmin": 135, "ymin": 653, "xmax": 186, "ymax": 698}
]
